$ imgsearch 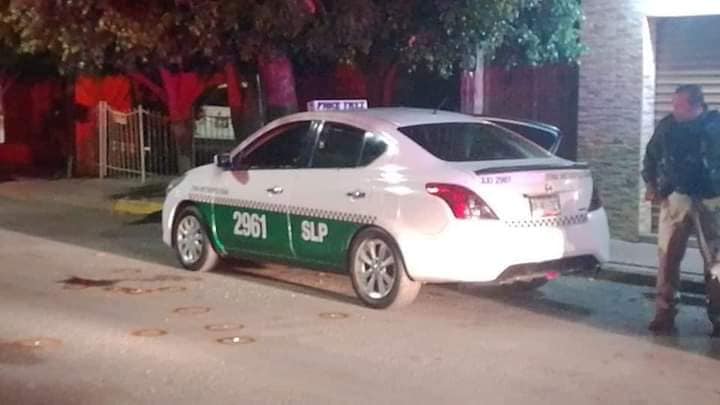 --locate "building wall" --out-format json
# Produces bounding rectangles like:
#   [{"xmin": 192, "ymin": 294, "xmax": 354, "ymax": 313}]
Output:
[{"xmin": 578, "ymin": 0, "xmax": 655, "ymax": 241}]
